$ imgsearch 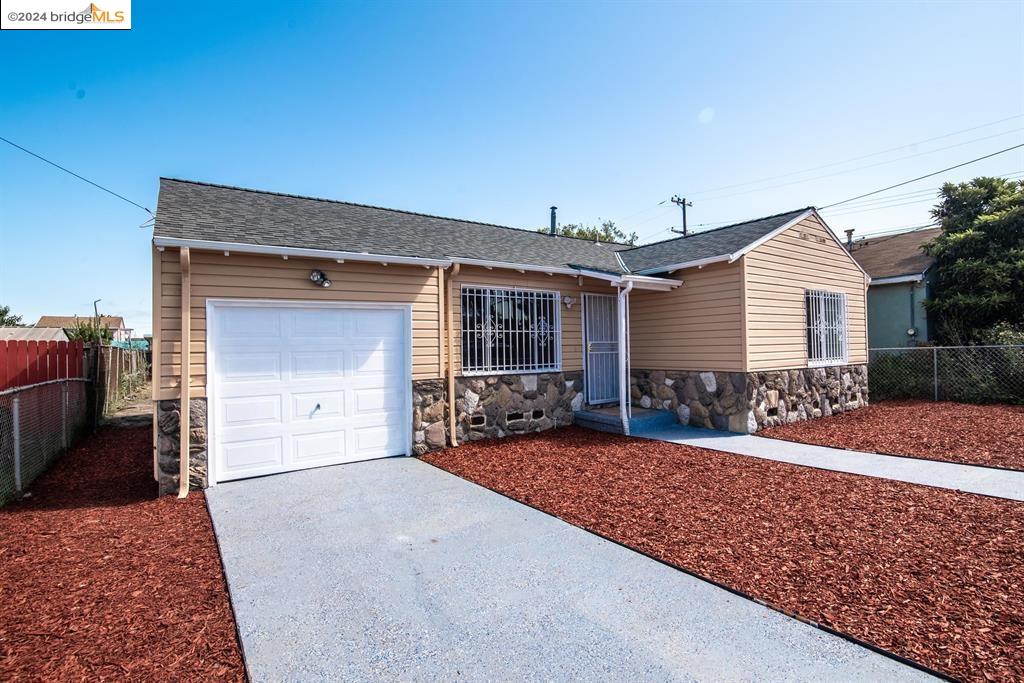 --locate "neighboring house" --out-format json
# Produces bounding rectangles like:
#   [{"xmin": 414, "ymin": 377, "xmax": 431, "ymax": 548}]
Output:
[
  {"xmin": 0, "ymin": 327, "xmax": 69, "ymax": 342},
  {"xmin": 848, "ymin": 227, "xmax": 940, "ymax": 348},
  {"xmin": 152, "ymin": 178, "xmax": 869, "ymax": 495},
  {"xmin": 36, "ymin": 315, "xmax": 132, "ymax": 342}
]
